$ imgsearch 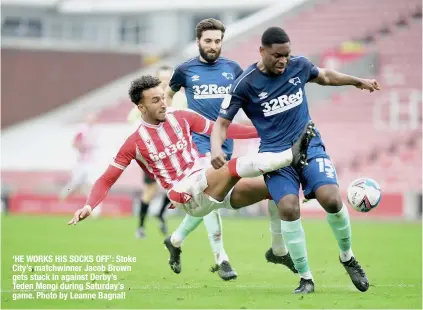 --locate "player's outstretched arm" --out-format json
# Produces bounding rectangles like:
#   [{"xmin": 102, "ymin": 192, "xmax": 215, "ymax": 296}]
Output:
[
  {"xmin": 310, "ymin": 68, "xmax": 380, "ymax": 92},
  {"xmin": 178, "ymin": 110, "xmax": 257, "ymax": 140},
  {"xmin": 68, "ymin": 134, "xmax": 136, "ymax": 225},
  {"xmin": 210, "ymin": 117, "xmax": 232, "ymax": 169},
  {"xmin": 67, "ymin": 165, "xmax": 123, "ymax": 225}
]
